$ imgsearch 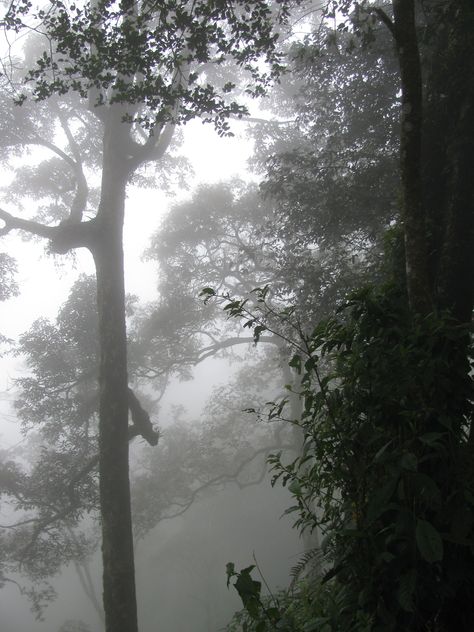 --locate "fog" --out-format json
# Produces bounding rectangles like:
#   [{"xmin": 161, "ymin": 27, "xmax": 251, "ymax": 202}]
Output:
[
  {"xmin": 0, "ymin": 92, "xmax": 301, "ymax": 631},
  {"xmin": 2, "ymin": 2, "xmax": 467, "ymax": 631}
]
